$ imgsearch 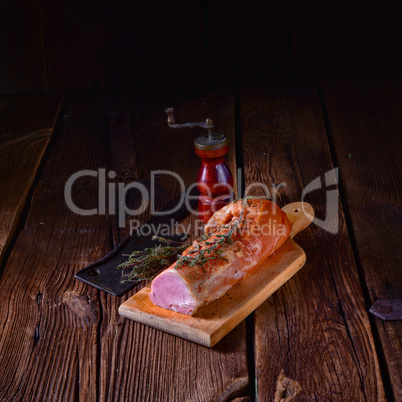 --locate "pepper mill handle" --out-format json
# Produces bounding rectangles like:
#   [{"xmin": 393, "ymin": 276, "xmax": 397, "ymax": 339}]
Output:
[
  {"xmin": 164, "ymin": 106, "xmax": 233, "ymax": 223},
  {"xmin": 164, "ymin": 107, "xmax": 214, "ymax": 130},
  {"xmin": 165, "ymin": 108, "xmax": 176, "ymax": 126}
]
